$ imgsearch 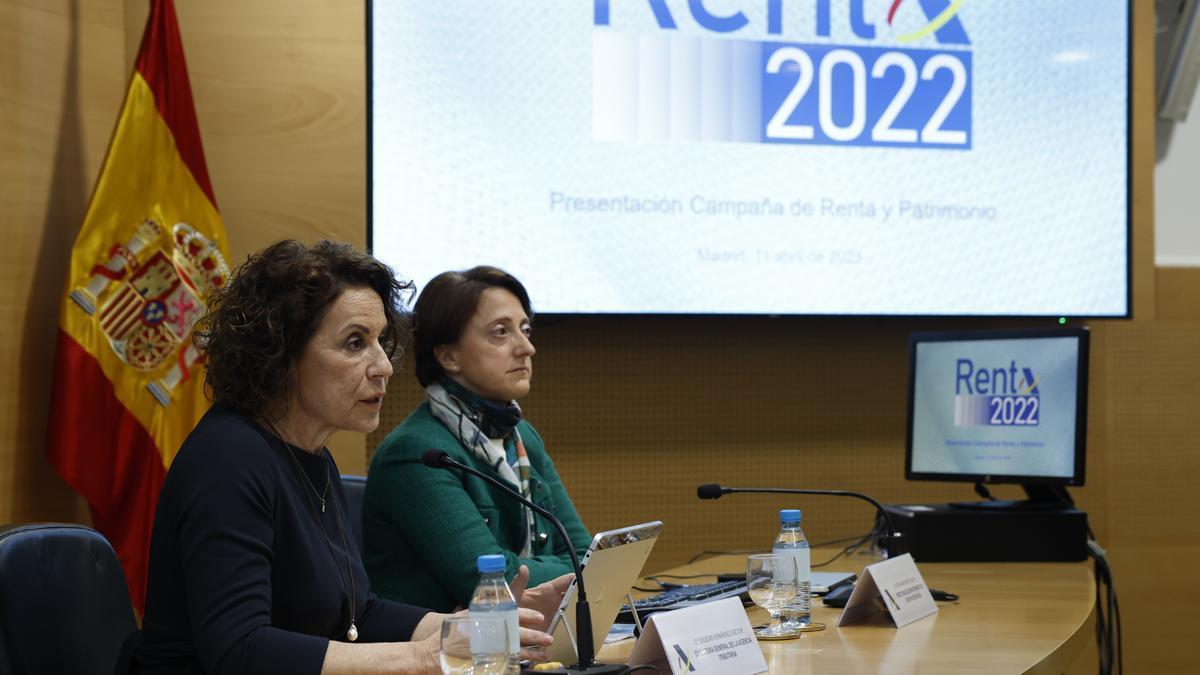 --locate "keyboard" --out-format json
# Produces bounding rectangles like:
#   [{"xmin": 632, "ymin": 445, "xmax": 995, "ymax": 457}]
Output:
[{"xmin": 613, "ymin": 580, "xmax": 749, "ymax": 624}]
